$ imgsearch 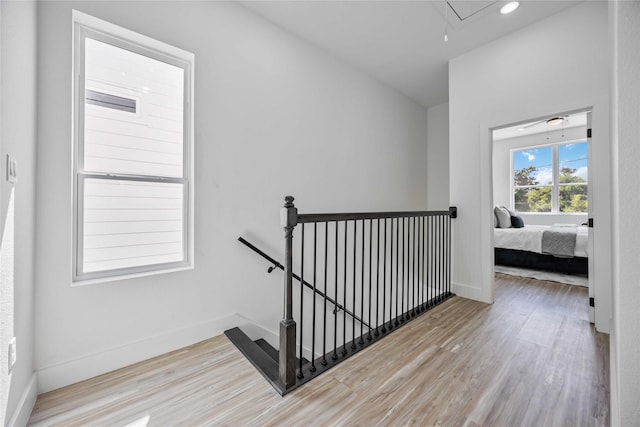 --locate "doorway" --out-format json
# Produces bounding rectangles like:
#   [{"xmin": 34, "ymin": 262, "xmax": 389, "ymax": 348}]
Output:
[{"xmin": 490, "ymin": 110, "xmax": 594, "ymax": 323}]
